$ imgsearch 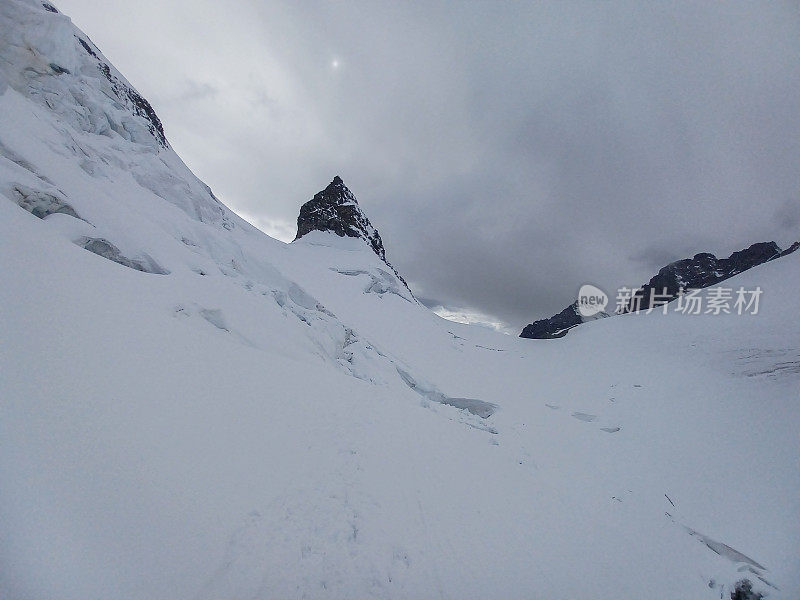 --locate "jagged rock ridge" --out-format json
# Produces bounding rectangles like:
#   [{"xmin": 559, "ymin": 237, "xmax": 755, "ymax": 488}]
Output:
[
  {"xmin": 520, "ymin": 301, "xmax": 607, "ymax": 339},
  {"xmin": 295, "ymin": 176, "xmax": 411, "ymax": 292},
  {"xmin": 623, "ymin": 241, "xmax": 795, "ymax": 313},
  {"xmin": 521, "ymin": 240, "xmax": 799, "ymax": 339}
]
